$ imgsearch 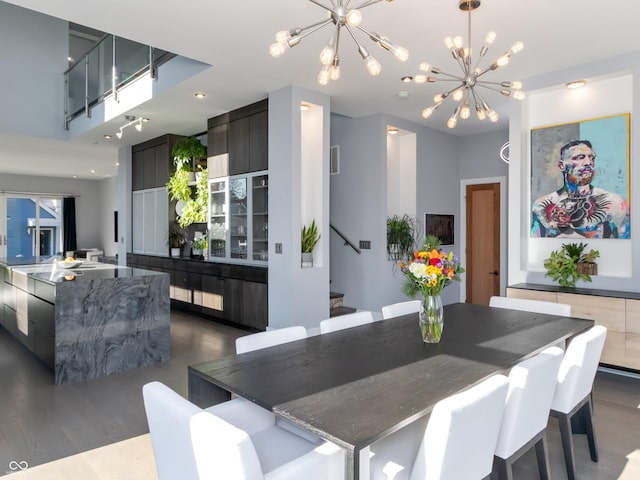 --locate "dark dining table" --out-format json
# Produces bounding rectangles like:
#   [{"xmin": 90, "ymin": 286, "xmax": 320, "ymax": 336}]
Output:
[{"xmin": 188, "ymin": 303, "xmax": 593, "ymax": 480}]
